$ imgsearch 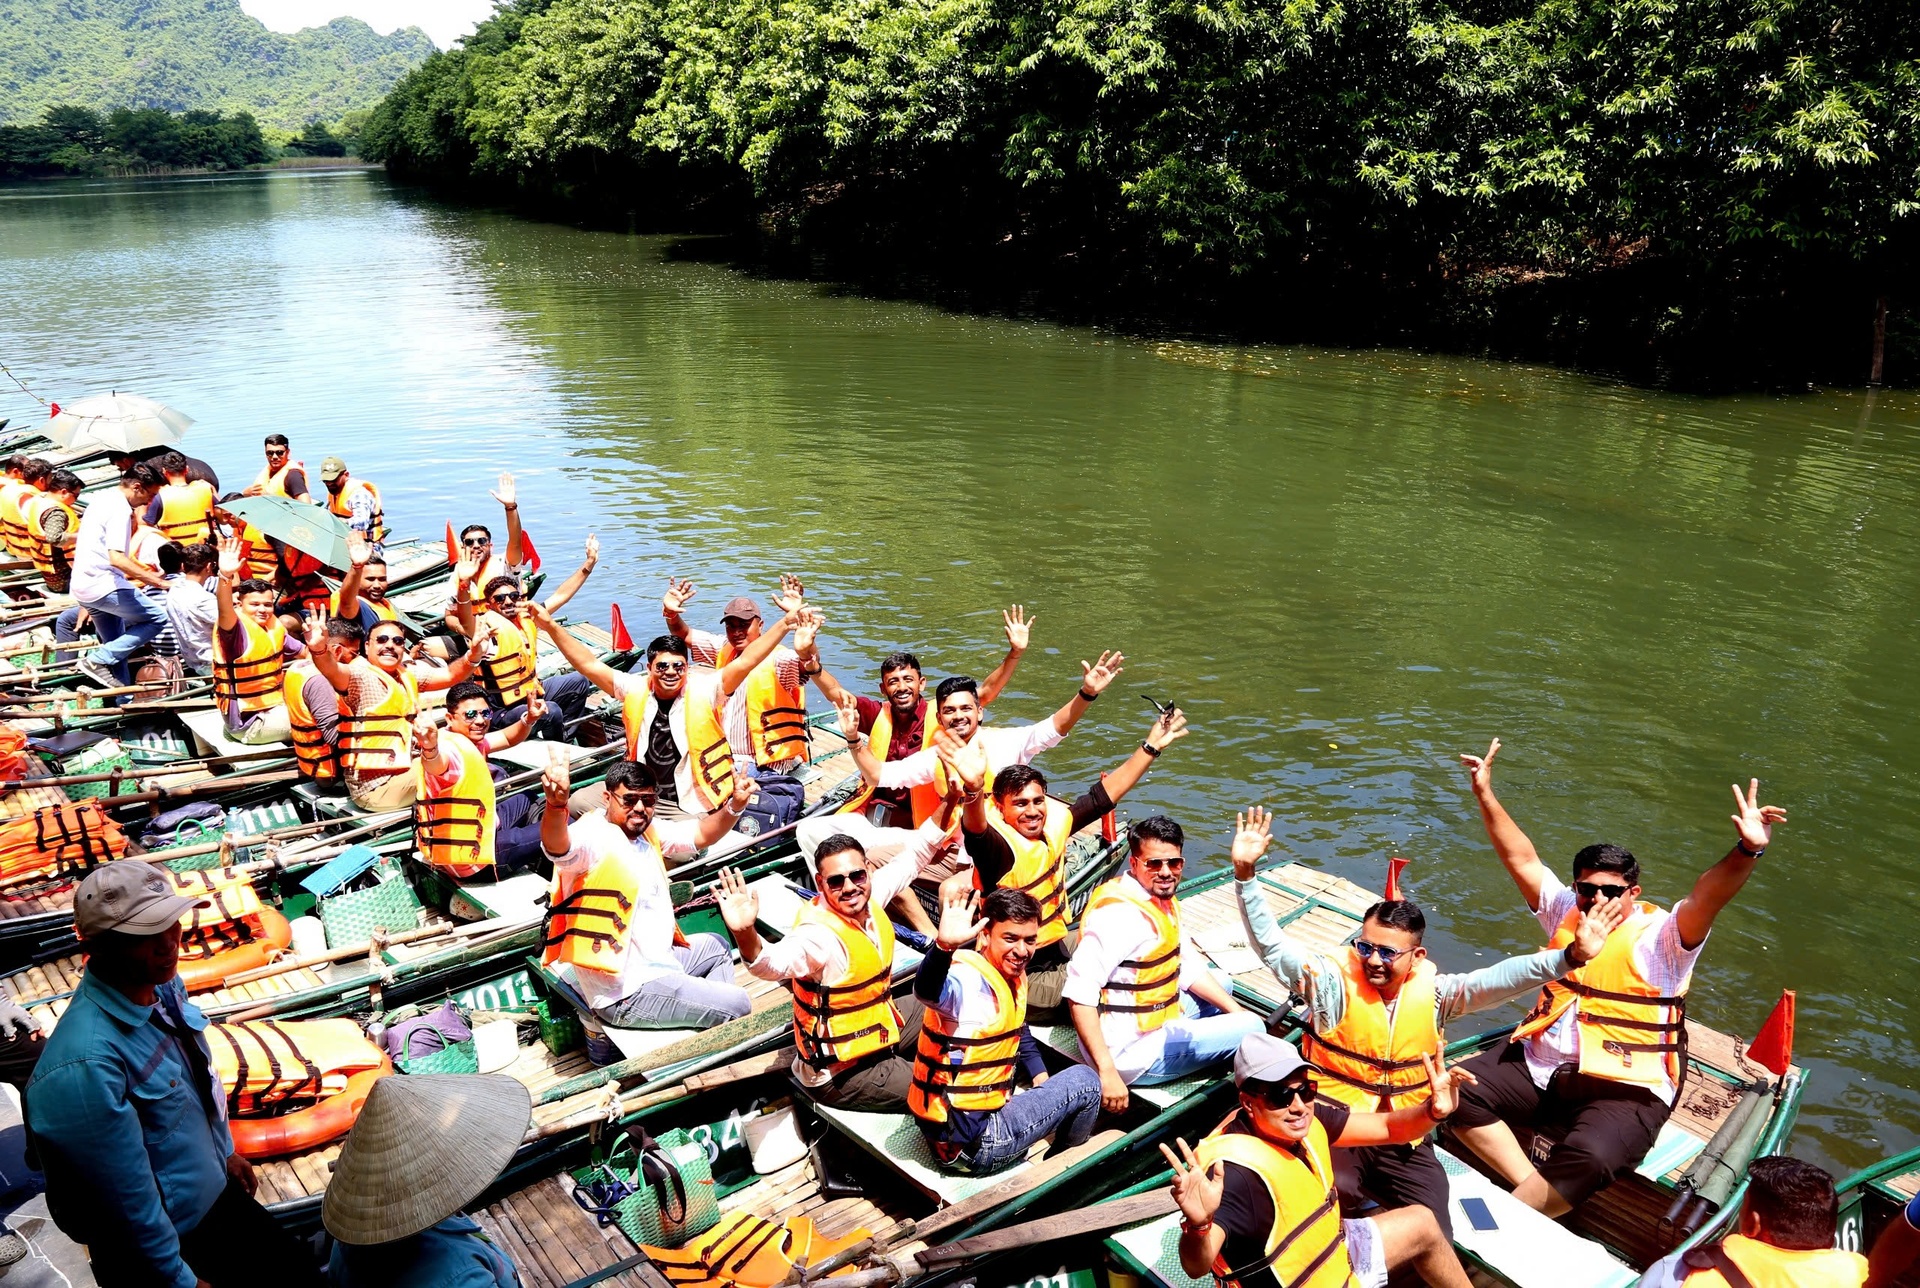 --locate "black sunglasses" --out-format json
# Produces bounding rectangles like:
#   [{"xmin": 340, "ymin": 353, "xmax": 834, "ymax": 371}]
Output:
[
  {"xmin": 452, "ymin": 707, "xmax": 491, "ymax": 724},
  {"xmin": 490, "ymin": 592, "xmax": 523, "ymax": 606},
  {"xmin": 369, "ymin": 633, "xmax": 407, "ymax": 646},
  {"xmin": 651, "ymin": 661, "xmax": 687, "ymax": 674},
  {"xmin": 461, "ymin": 536, "xmax": 491, "ymax": 547},
  {"xmin": 1574, "ymin": 881, "xmax": 1632, "ymax": 901},
  {"xmin": 1253, "ymin": 1080, "xmax": 1317, "ymax": 1108},
  {"xmin": 1138, "ymin": 856, "xmax": 1184, "ymax": 871},
  {"xmin": 822, "ymin": 869, "xmax": 870, "ymax": 891},
  {"xmin": 608, "ymin": 791, "xmax": 655, "ymax": 810}
]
